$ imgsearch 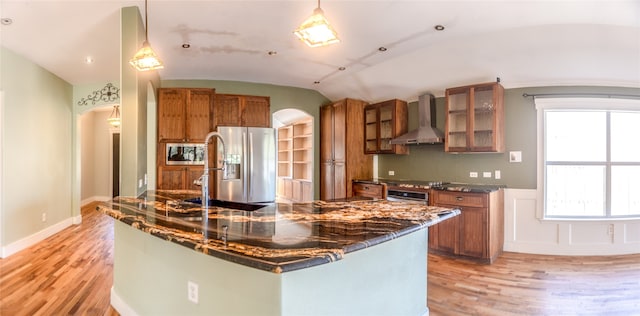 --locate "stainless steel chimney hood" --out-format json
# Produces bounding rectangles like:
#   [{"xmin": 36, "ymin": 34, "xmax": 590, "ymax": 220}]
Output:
[{"xmin": 389, "ymin": 93, "xmax": 444, "ymax": 145}]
